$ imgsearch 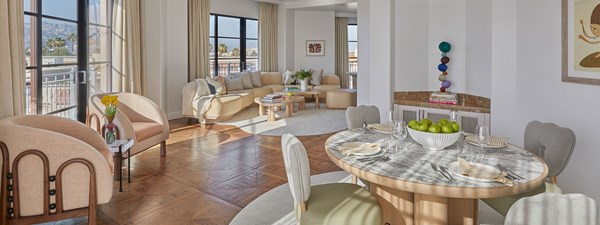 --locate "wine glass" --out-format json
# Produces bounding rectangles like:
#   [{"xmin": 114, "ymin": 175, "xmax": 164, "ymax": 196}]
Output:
[
  {"xmin": 393, "ymin": 121, "xmax": 408, "ymax": 153},
  {"xmin": 386, "ymin": 110, "xmax": 396, "ymax": 126},
  {"xmin": 449, "ymin": 110, "xmax": 462, "ymax": 133},
  {"xmin": 477, "ymin": 125, "xmax": 490, "ymax": 161}
]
